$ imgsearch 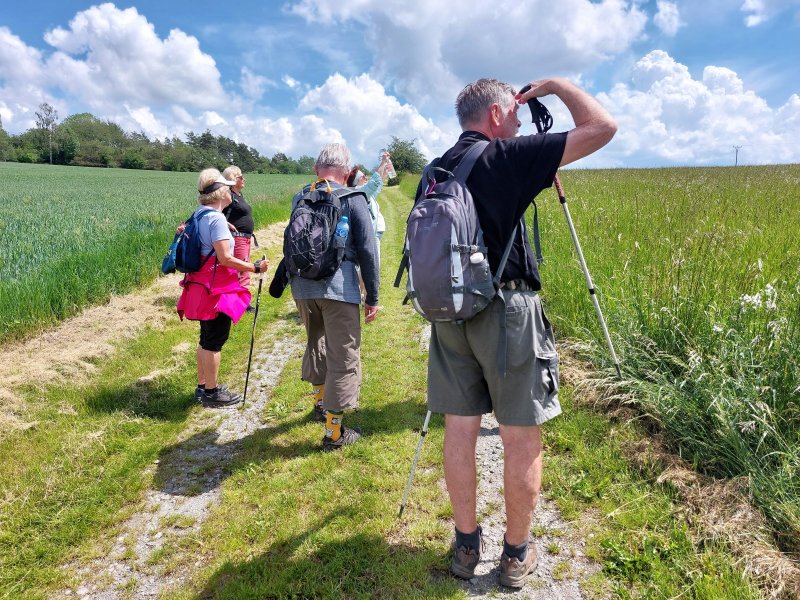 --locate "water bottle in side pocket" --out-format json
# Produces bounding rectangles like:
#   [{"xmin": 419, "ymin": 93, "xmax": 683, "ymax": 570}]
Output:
[{"xmin": 334, "ymin": 215, "xmax": 349, "ymax": 249}]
